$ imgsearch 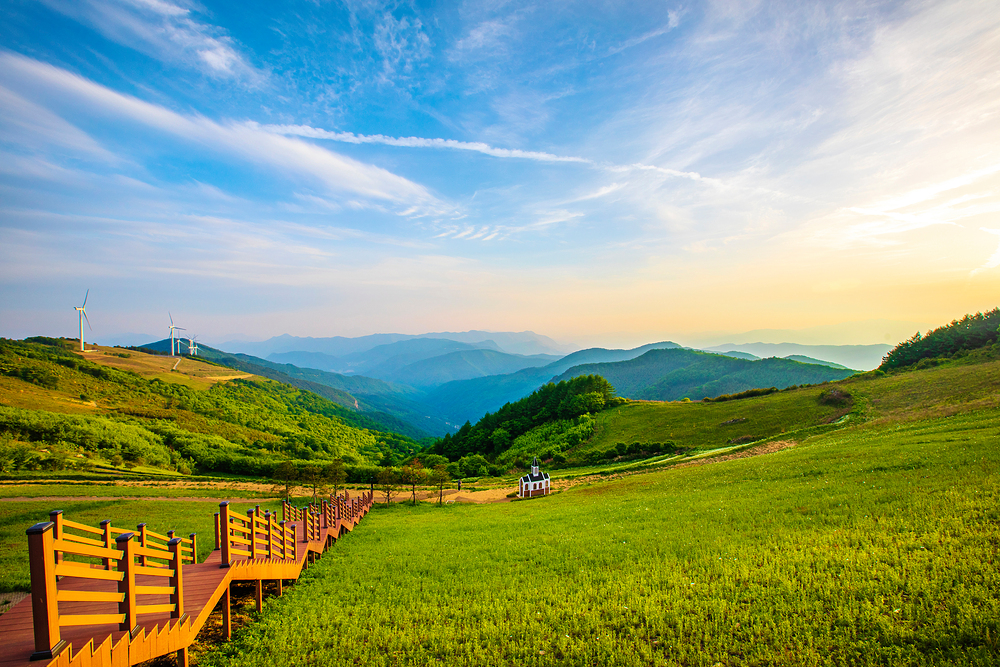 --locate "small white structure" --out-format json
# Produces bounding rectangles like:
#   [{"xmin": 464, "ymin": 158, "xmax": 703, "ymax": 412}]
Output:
[{"xmin": 518, "ymin": 457, "xmax": 550, "ymax": 499}]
